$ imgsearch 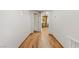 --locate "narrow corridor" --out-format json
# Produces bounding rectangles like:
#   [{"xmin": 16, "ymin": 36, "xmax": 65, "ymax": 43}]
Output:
[{"xmin": 0, "ymin": 10, "xmax": 79, "ymax": 48}]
